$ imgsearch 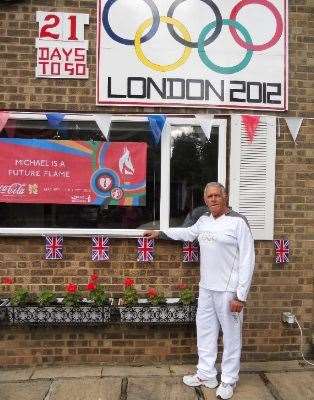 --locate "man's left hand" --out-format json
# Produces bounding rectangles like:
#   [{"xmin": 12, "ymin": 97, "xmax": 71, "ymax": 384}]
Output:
[{"xmin": 229, "ymin": 299, "xmax": 244, "ymax": 313}]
